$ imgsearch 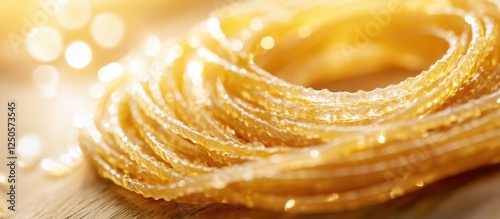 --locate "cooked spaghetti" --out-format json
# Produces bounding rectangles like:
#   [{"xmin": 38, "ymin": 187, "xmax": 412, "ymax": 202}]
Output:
[{"xmin": 79, "ymin": 0, "xmax": 500, "ymax": 213}]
